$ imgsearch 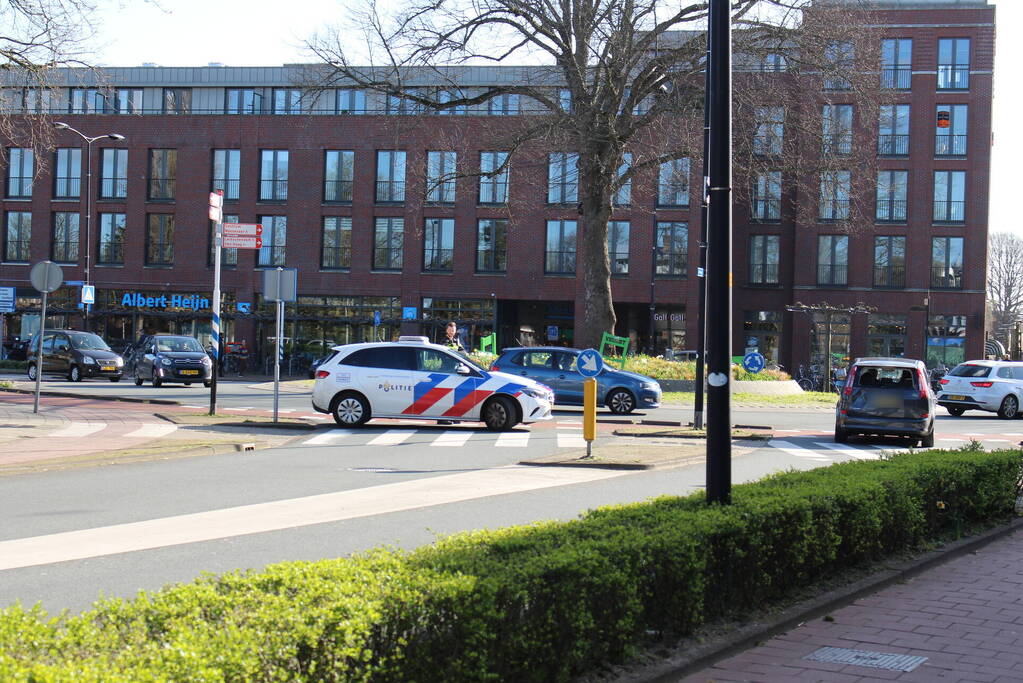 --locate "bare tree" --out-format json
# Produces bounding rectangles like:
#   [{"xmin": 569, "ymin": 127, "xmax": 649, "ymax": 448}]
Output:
[
  {"xmin": 307, "ymin": 0, "xmax": 886, "ymax": 348},
  {"xmin": 0, "ymin": 0, "xmax": 99, "ymax": 153},
  {"xmin": 987, "ymin": 232, "xmax": 1023, "ymax": 344}
]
